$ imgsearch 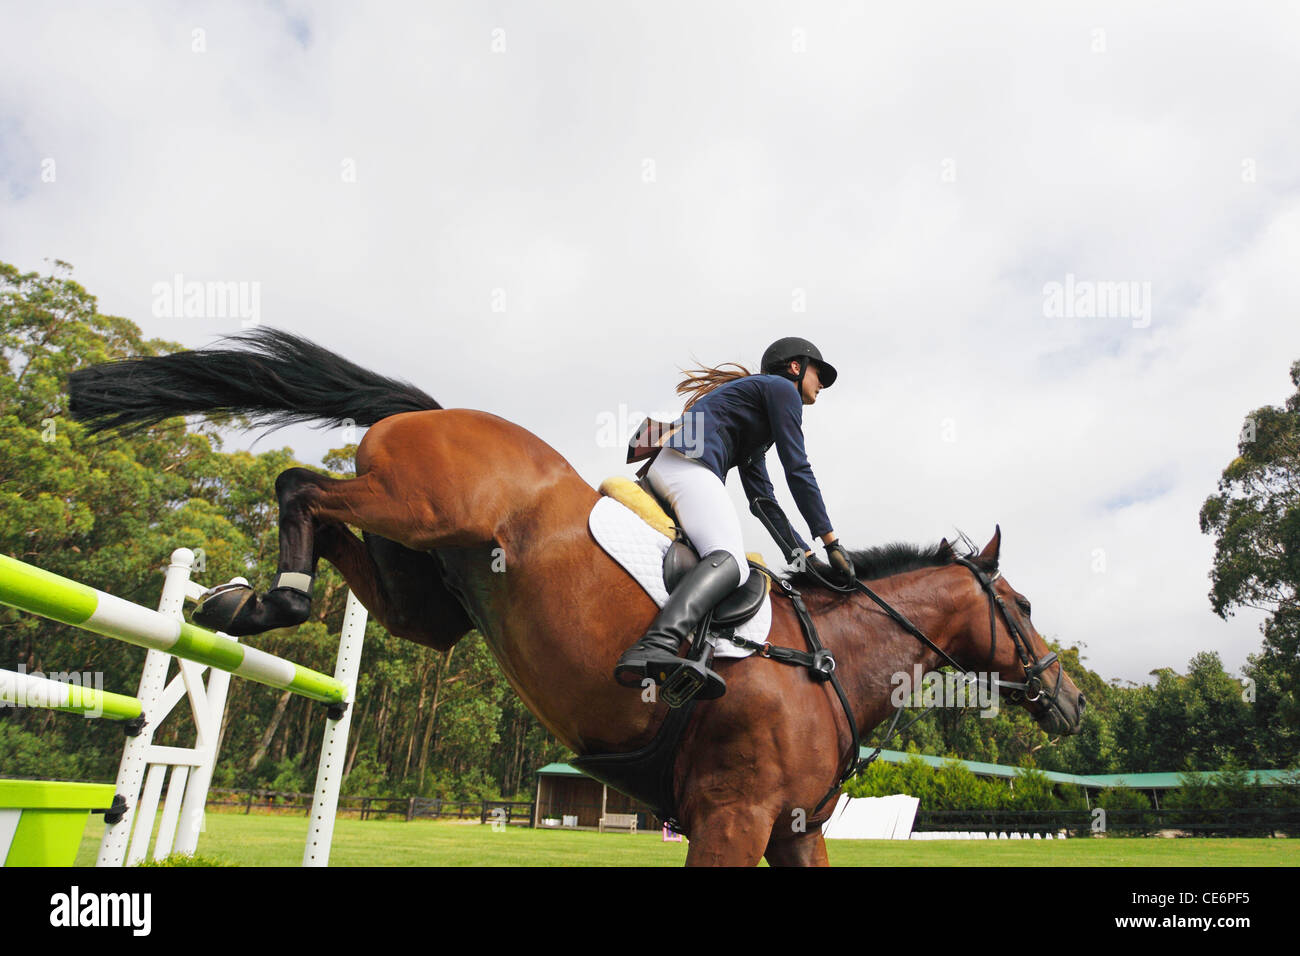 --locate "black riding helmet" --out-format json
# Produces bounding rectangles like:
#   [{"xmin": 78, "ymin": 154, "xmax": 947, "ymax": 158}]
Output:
[{"xmin": 760, "ymin": 337, "xmax": 838, "ymax": 391}]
